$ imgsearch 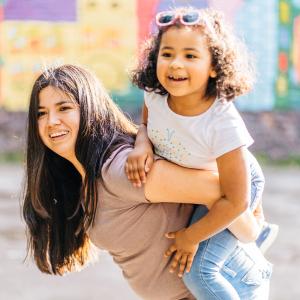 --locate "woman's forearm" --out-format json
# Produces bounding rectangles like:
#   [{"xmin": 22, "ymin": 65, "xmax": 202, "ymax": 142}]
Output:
[{"xmin": 145, "ymin": 160, "xmax": 221, "ymax": 207}]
